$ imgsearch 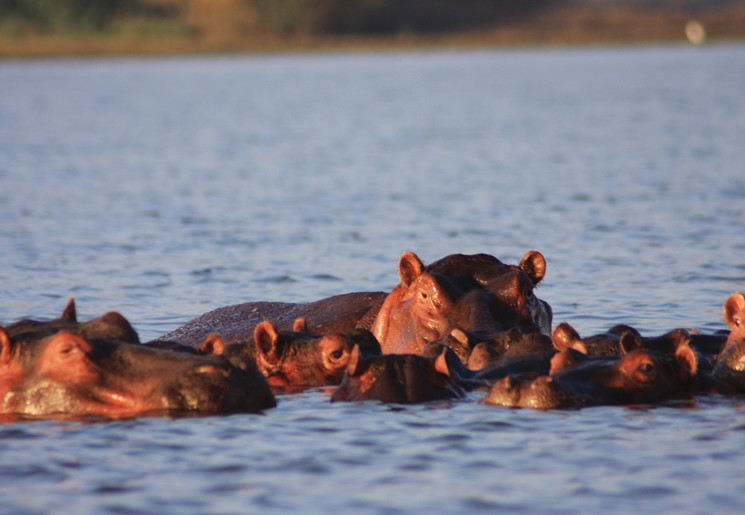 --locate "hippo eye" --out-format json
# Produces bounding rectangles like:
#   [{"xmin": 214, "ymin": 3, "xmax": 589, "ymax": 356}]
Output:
[
  {"xmin": 639, "ymin": 362, "xmax": 655, "ymax": 375},
  {"xmin": 328, "ymin": 349, "xmax": 348, "ymax": 364},
  {"xmin": 420, "ymin": 292, "xmax": 428, "ymax": 299}
]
